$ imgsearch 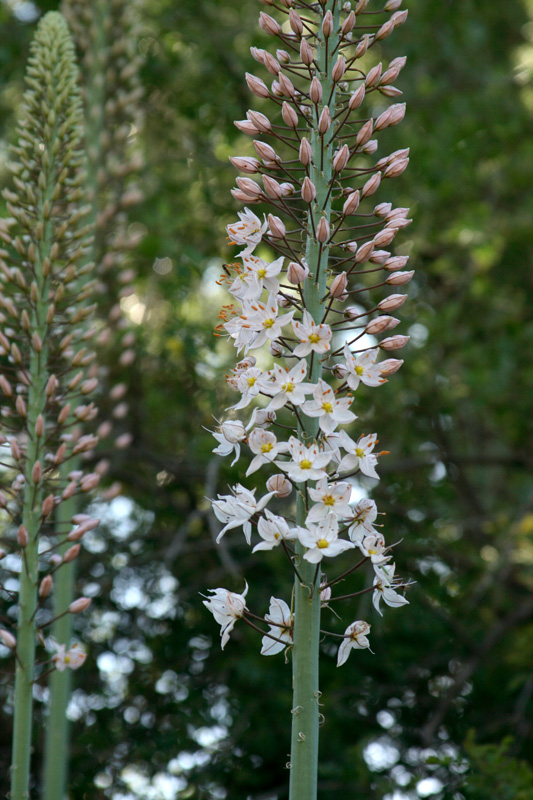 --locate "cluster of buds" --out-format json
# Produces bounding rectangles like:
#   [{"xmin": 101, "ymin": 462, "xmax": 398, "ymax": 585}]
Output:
[
  {"xmin": 206, "ymin": 0, "xmax": 412, "ymax": 668},
  {"xmin": 0, "ymin": 13, "xmax": 98, "ymax": 677}
]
